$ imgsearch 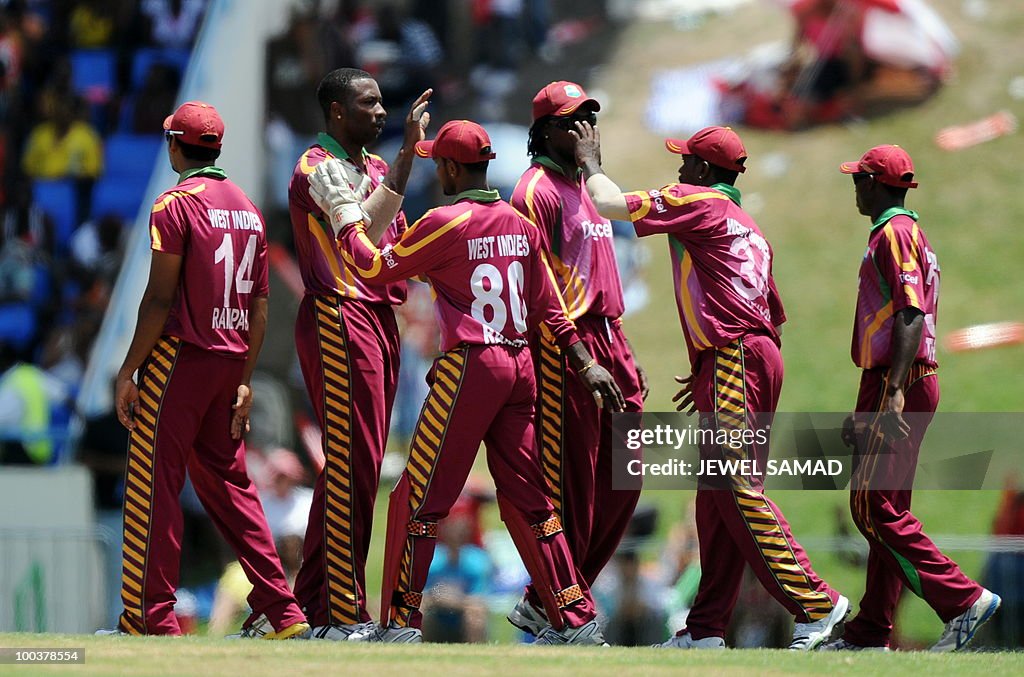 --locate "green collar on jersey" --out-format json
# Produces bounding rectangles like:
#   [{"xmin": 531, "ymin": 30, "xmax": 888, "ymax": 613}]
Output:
[
  {"xmin": 534, "ymin": 155, "xmax": 580, "ymax": 179},
  {"xmin": 317, "ymin": 132, "xmax": 368, "ymax": 162},
  {"xmin": 454, "ymin": 188, "xmax": 501, "ymax": 203},
  {"xmin": 871, "ymin": 206, "xmax": 919, "ymax": 231},
  {"xmin": 179, "ymin": 165, "xmax": 227, "ymax": 182},
  {"xmin": 710, "ymin": 182, "xmax": 741, "ymax": 206}
]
